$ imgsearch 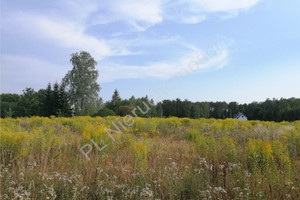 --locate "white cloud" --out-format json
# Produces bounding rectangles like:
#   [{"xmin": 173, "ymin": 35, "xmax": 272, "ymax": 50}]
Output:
[
  {"xmin": 90, "ymin": 0, "xmax": 262, "ymax": 28},
  {"xmin": 99, "ymin": 48, "xmax": 228, "ymax": 82},
  {"xmin": 190, "ymin": 0, "xmax": 261, "ymax": 12},
  {"xmin": 2, "ymin": 13, "xmax": 136, "ymax": 60},
  {"xmin": 0, "ymin": 48, "xmax": 228, "ymax": 93},
  {"xmin": 110, "ymin": 0, "xmax": 163, "ymax": 24},
  {"xmin": 88, "ymin": 0, "xmax": 163, "ymax": 30},
  {"xmin": 180, "ymin": 15, "xmax": 207, "ymax": 24},
  {"xmin": 1, "ymin": 0, "xmax": 252, "ymax": 88},
  {"xmin": 34, "ymin": 17, "xmax": 113, "ymax": 60},
  {"xmin": 1, "ymin": 0, "xmax": 262, "ymax": 59},
  {"xmin": 165, "ymin": 0, "xmax": 261, "ymax": 24}
]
